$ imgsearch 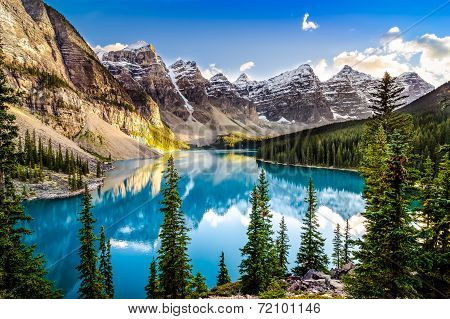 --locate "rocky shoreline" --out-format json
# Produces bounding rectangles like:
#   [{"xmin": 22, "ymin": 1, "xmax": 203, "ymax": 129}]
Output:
[{"xmin": 15, "ymin": 170, "xmax": 105, "ymax": 201}]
